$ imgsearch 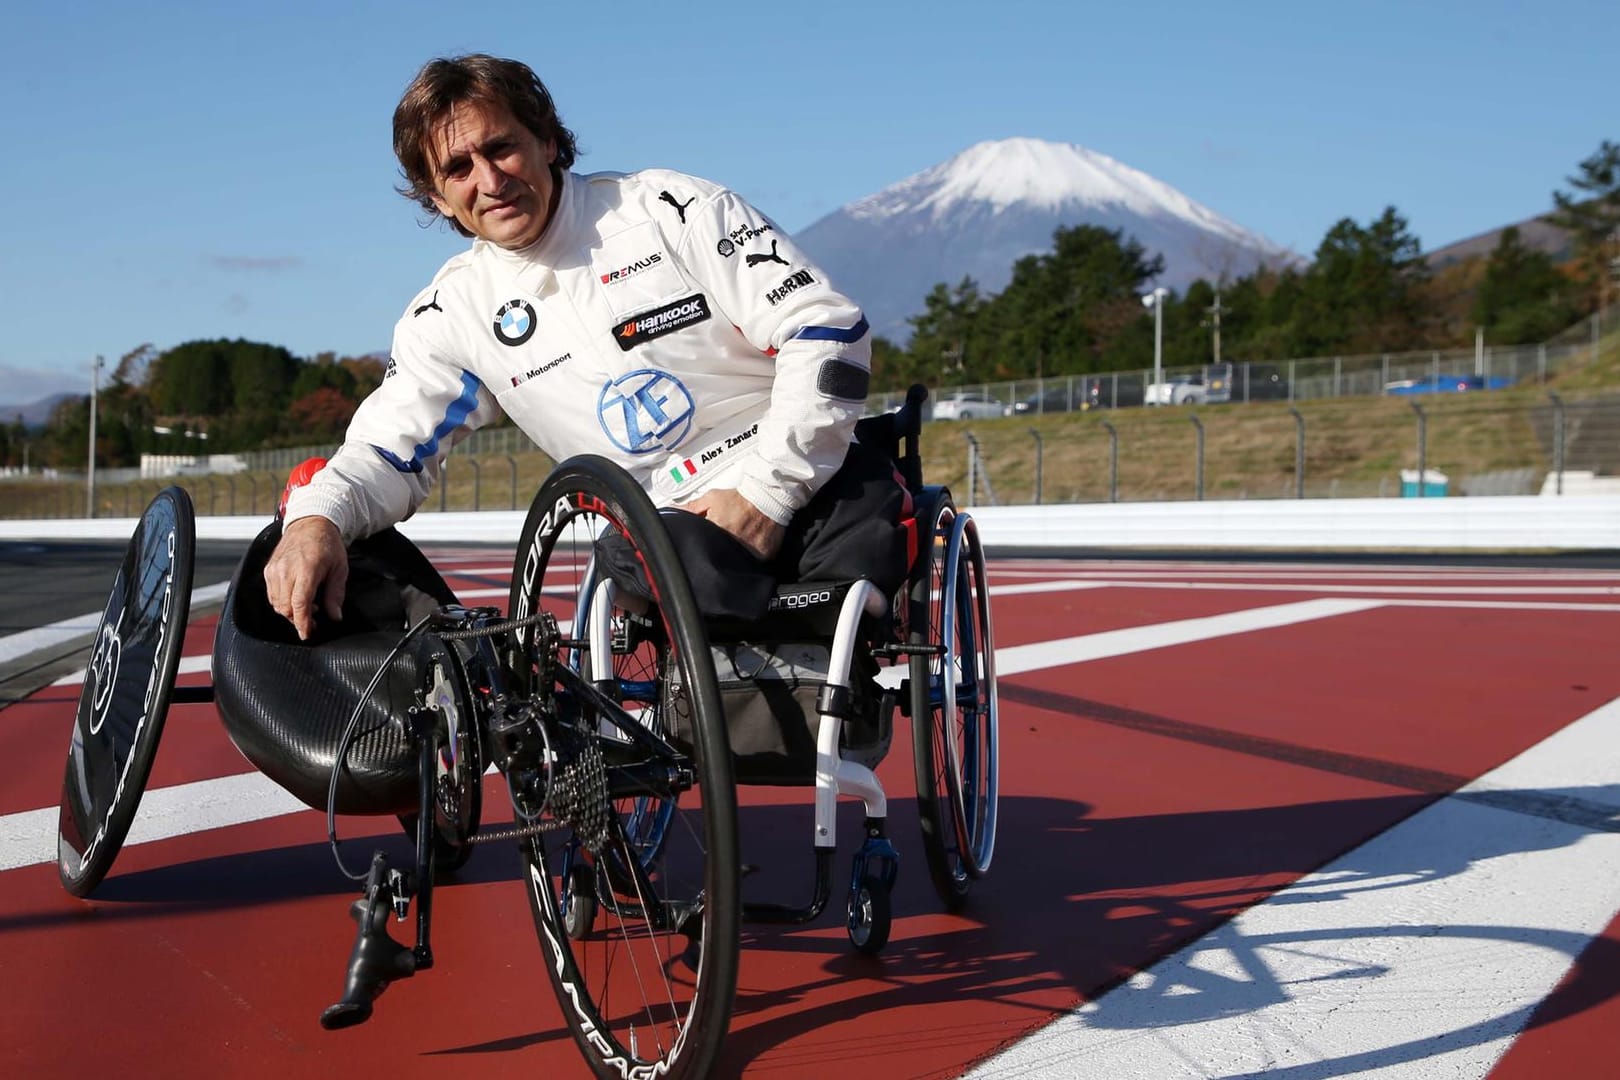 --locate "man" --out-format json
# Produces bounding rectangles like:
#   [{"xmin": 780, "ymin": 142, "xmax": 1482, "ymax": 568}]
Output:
[{"xmin": 266, "ymin": 54, "xmax": 902, "ymax": 639}]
